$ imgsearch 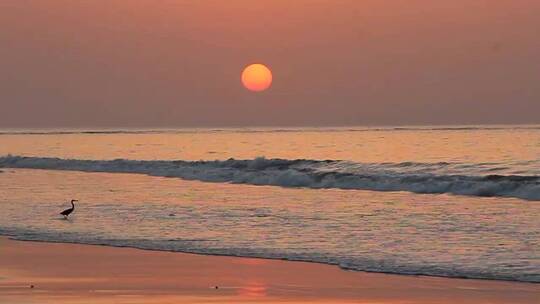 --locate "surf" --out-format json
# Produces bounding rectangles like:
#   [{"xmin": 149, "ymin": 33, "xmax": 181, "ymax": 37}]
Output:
[{"xmin": 1, "ymin": 155, "xmax": 538, "ymax": 200}]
